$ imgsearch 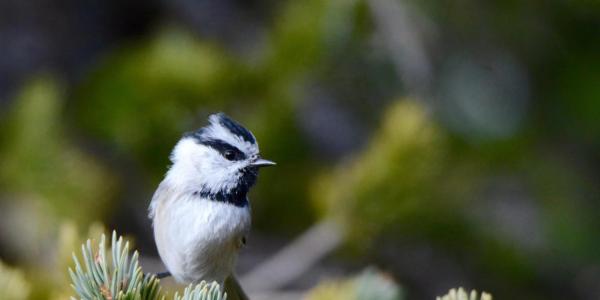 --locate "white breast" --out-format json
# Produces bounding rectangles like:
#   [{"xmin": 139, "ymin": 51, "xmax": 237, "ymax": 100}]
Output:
[{"xmin": 151, "ymin": 184, "xmax": 251, "ymax": 285}]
